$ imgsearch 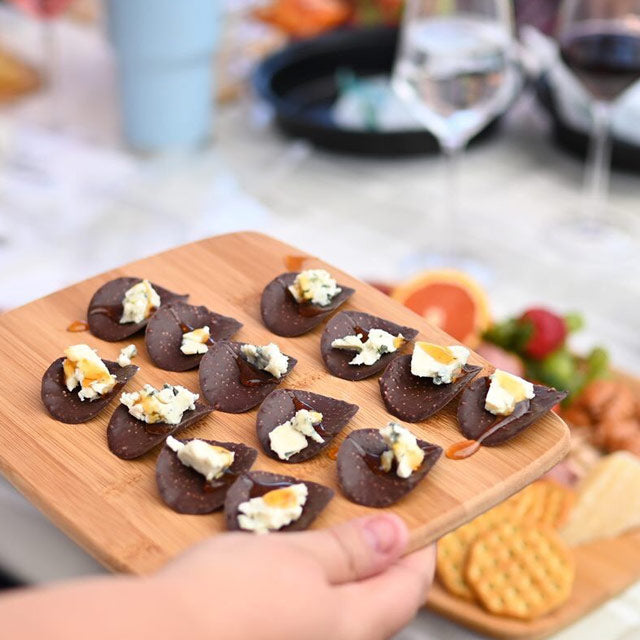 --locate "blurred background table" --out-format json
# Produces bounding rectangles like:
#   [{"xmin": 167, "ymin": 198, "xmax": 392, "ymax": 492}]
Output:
[{"xmin": 0, "ymin": 6, "xmax": 639, "ymax": 639}]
